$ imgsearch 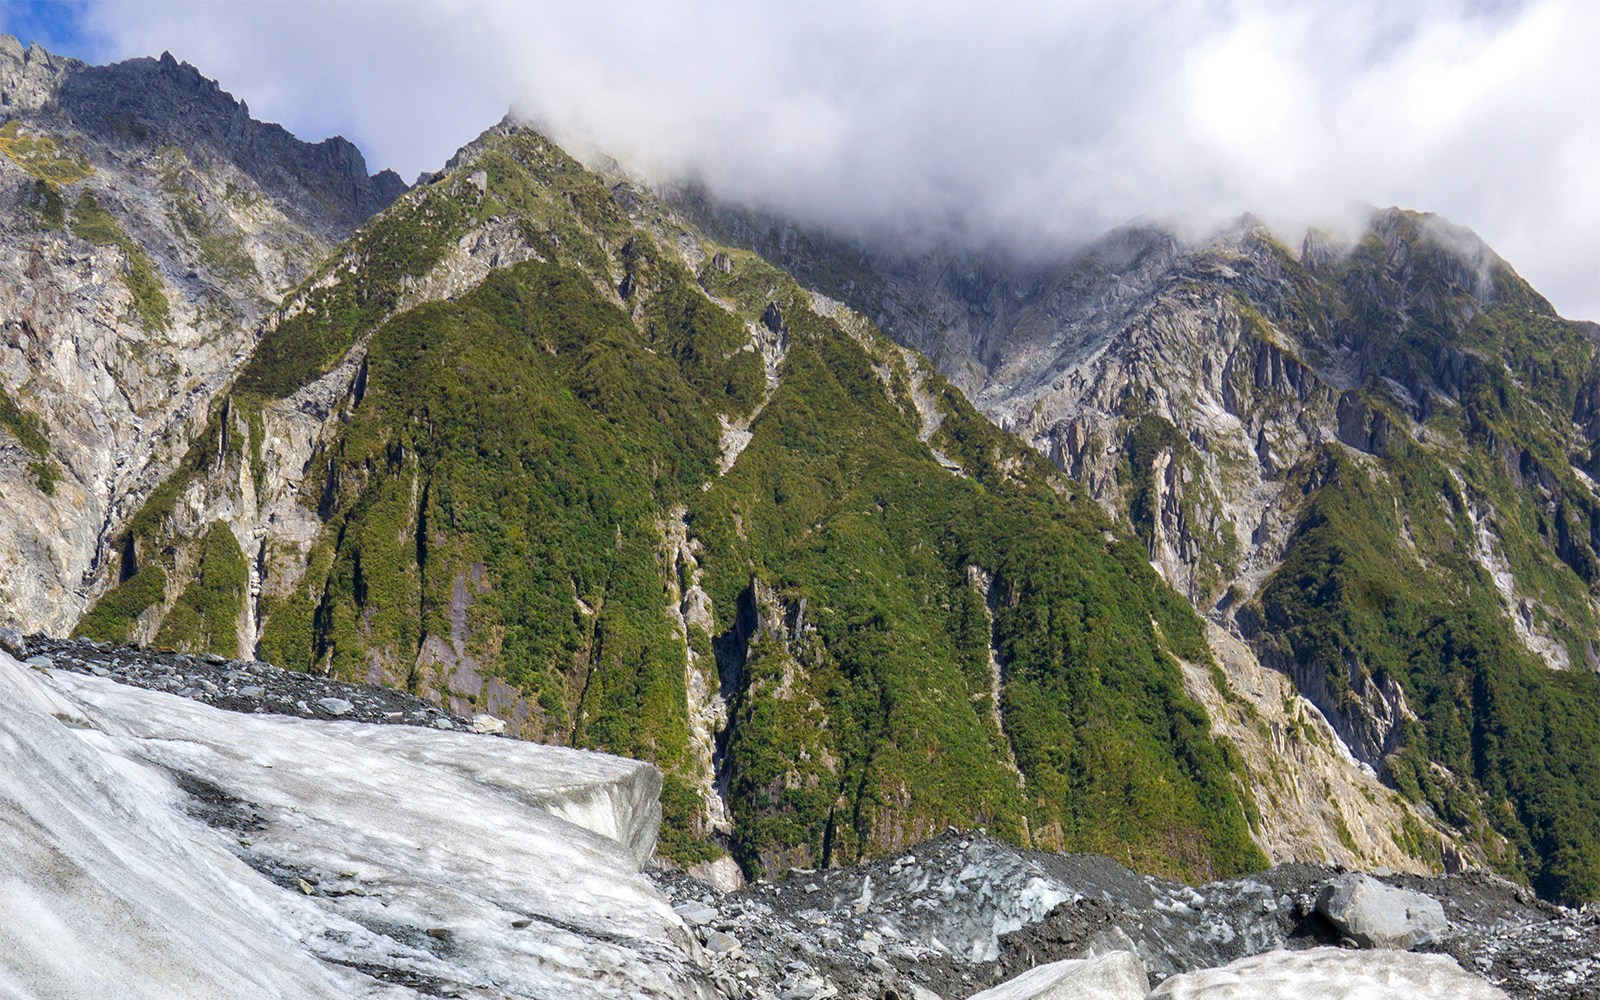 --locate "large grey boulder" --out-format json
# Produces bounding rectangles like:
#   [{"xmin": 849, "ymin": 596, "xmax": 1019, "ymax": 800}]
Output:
[
  {"xmin": 0, "ymin": 627, "xmax": 26, "ymax": 658},
  {"xmin": 1316, "ymin": 873, "xmax": 1447, "ymax": 949},
  {"xmin": 1147, "ymin": 947, "xmax": 1505, "ymax": 998},
  {"xmin": 965, "ymin": 951, "xmax": 1148, "ymax": 1000}
]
